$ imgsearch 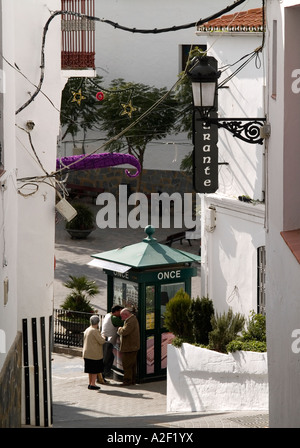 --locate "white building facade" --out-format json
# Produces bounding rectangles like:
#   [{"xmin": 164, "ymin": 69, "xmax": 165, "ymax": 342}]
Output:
[
  {"xmin": 264, "ymin": 0, "xmax": 300, "ymax": 428},
  {"xmin": 0, "ymin": 0, "xmax": 94, "ymax": 427},
  {"xmin": 194, "ymin": 7, "xmax": 266, "ymax": 318}
]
